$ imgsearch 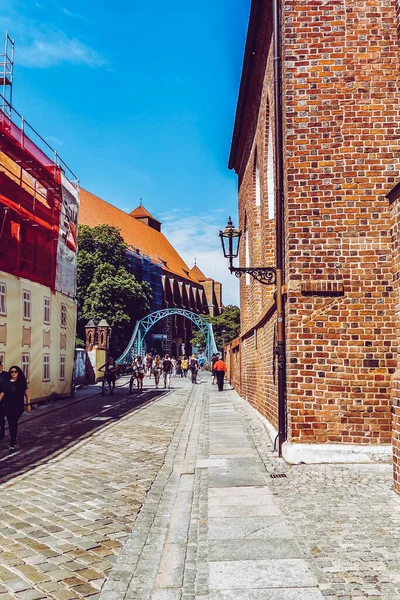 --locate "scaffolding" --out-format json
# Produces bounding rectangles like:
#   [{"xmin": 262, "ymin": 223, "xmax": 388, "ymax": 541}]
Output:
[
  {"xmin": 0, "ymin": 31, "xmax": 14, "ymax": 118},
  {"xmin": 0, "ymin": 31, "xmax": 79, "ymax": 292}
]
